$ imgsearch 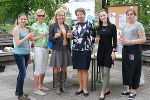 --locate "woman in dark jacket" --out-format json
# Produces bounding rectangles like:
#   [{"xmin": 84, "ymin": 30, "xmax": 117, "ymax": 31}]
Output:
[{"xmin": 49, "ymin": 9, "xmax": 72, "ymax": 95}]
